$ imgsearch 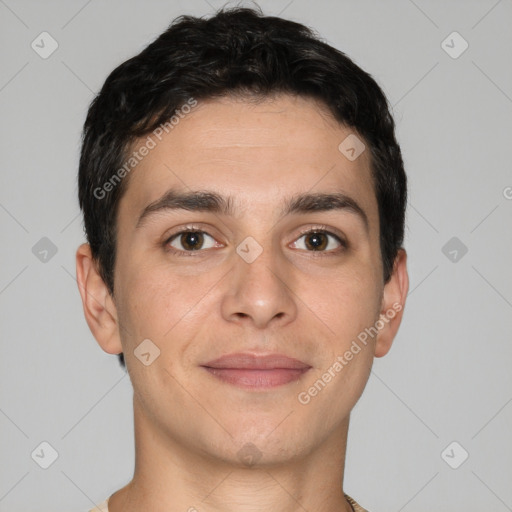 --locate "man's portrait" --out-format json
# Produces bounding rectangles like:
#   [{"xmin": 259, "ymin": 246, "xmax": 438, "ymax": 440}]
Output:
[{"xmin": 1, "ymin": 2, "xmax": 511, "ymax": 511}]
